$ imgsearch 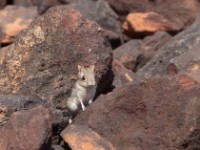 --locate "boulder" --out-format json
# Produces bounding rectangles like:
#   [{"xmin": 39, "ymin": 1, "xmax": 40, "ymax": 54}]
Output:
[
  {"xmin": 0, "ymin": 6, "xmax": 37, "ymax": 44},
  {"xmin": 61, "ymin": 124, "xmax": 116, "ymax": 150},
  {"xmin": 51, "ymin": 145, "xmax": 65, "ymax": 150},
  {"xmin": 48, "ymin": 106, "xmax": 68, "ymax": 144},
  {"xmin": 107, "ymin": 0, "xmax": 200, "ymax": 27},
  {"xmin": 137, "ymin": 13, "xmax": 200, "ymax": 83},
  {"xmin": 73, "ymin": 75, "xmax": 200, "ymax": 150},
  {"xmin": 0, "ymin": 6, "xmax": 112, "ymax": 108},
  {"xmin": 70, "ymin": 0, "xmax": 121, "ymax": 34},
  {"xmin": 112, "ymin": 59, "xmax": 138, "ymax": 88},
  {"xmin": 0, "ymin": 0, "xmax": 6, "ymax": 9},
  {"xmin": 0, "ymin": 93, "xmax": 44, "ymax": 126},
  {"xmin": 0, "ymin": 105, "xmax": 52, "ymax": 150},
  {"xmin": 113, "ymin": 39, "xmax": 141, "ymax": 71},
  {"xmin": 123, "ymin": 12, "xmax": 182, "ymax": 38},
  {"xmin": 114, "ymin": 31, "xmax": 171, "ymax": 72},
  {"xmin": 135, "ymin": 31, "xmax": 171, "ymax": 71},
  {"xmin": 14, "ymin": 0, "xmax": 34, "ymax": 7}
]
